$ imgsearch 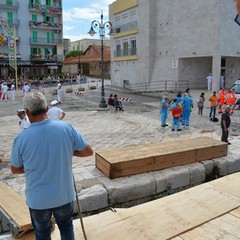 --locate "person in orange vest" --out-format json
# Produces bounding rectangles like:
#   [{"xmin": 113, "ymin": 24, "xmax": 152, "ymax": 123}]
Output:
[{"xmin": 218, "ymin": 88, "xmax": 226, "ymax": 113}]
